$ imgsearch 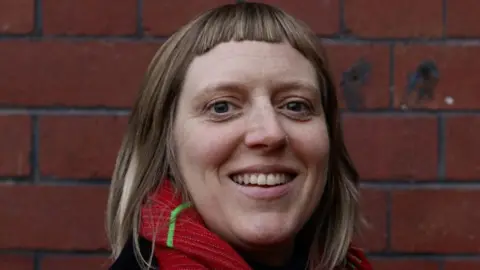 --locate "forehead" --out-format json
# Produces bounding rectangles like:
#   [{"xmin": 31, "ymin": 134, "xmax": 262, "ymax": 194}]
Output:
[{"xmin": 181, "ymin": 41, "xmax": 318, "ymax": 95}]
